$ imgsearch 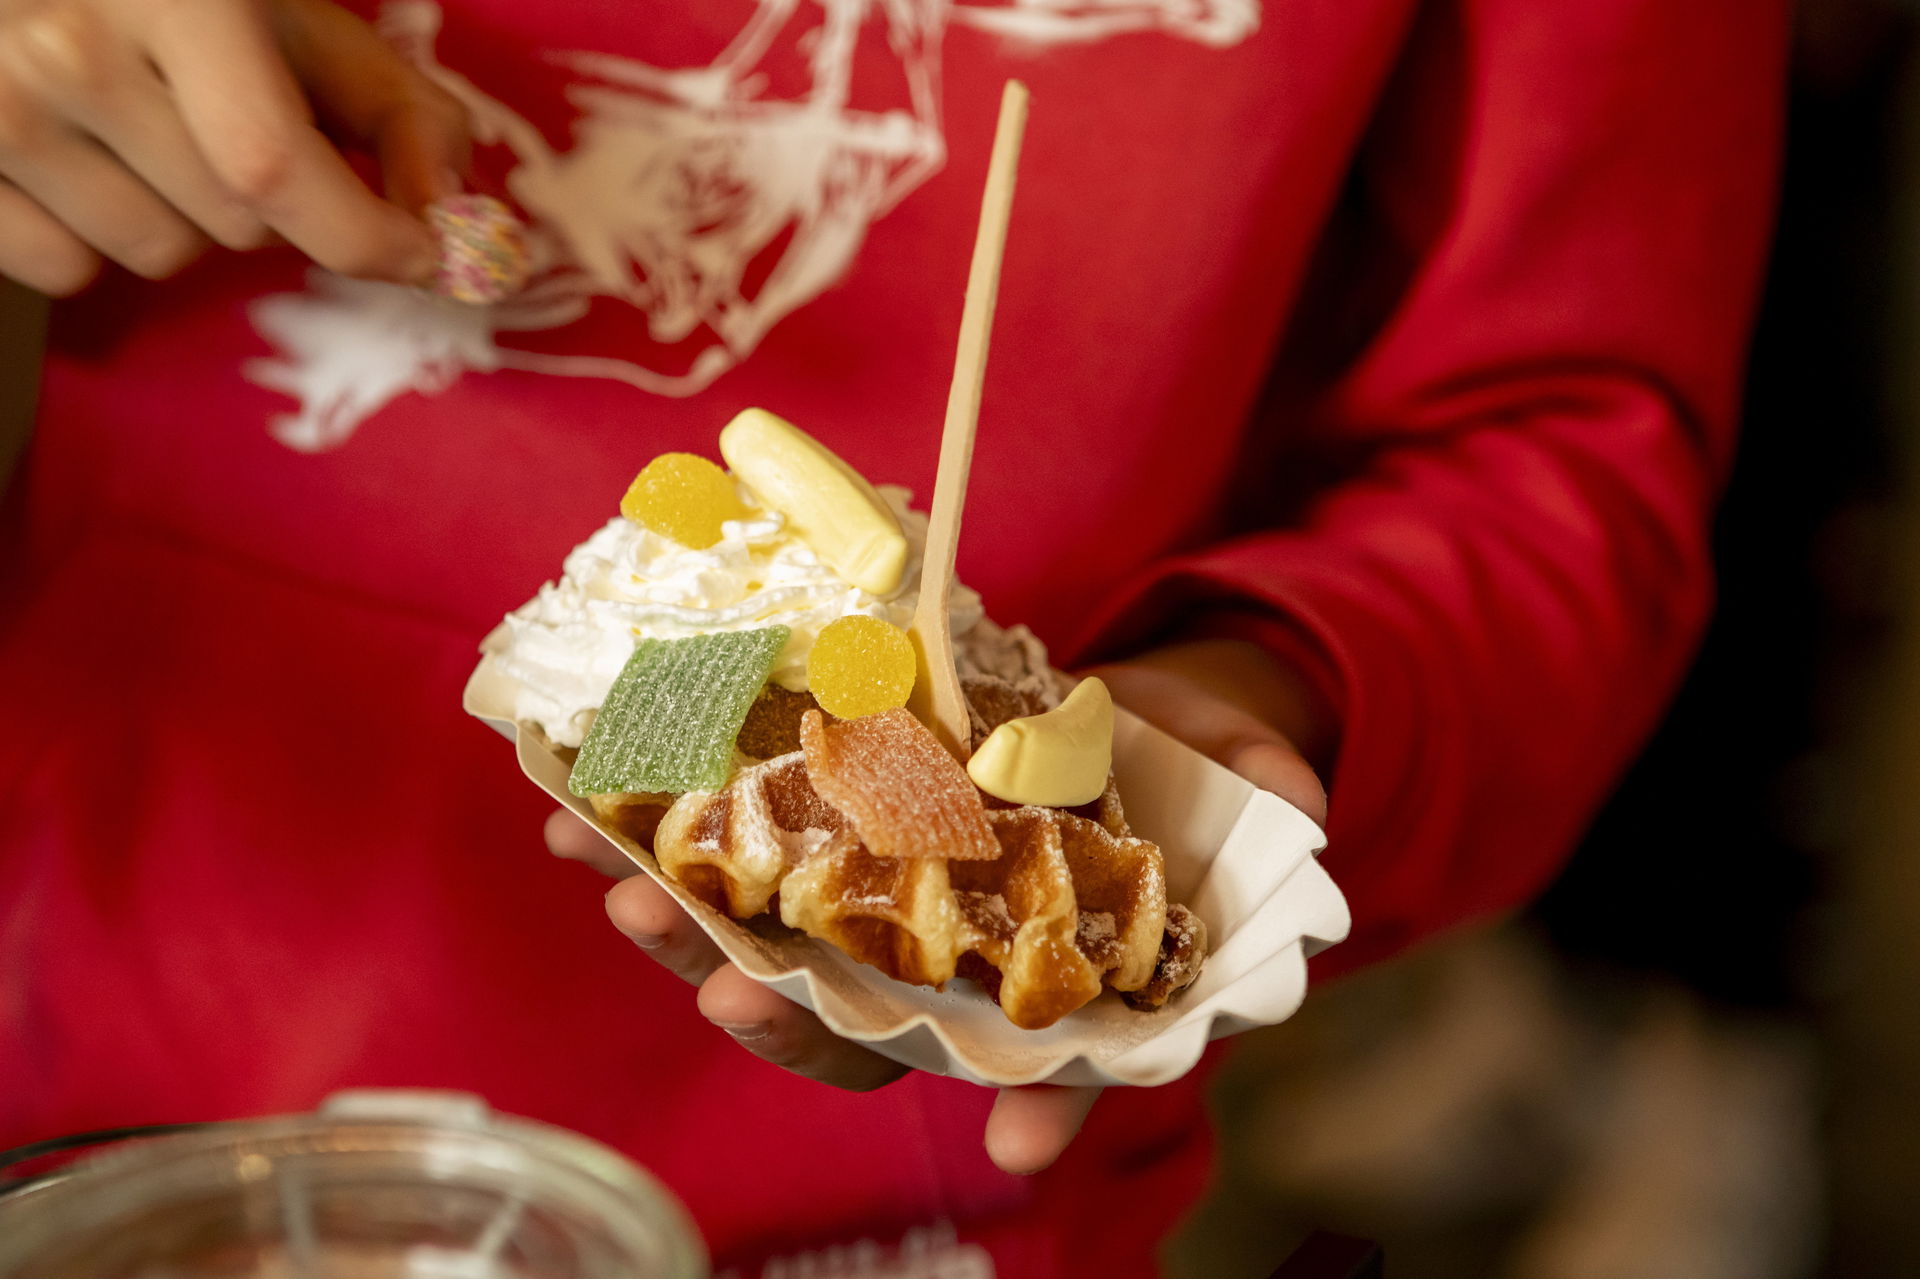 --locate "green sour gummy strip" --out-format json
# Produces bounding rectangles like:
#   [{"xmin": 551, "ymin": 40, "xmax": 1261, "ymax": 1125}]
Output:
[{"xmin": 568, "ymin": 626, "xmax": 791, "ymax": 796}]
